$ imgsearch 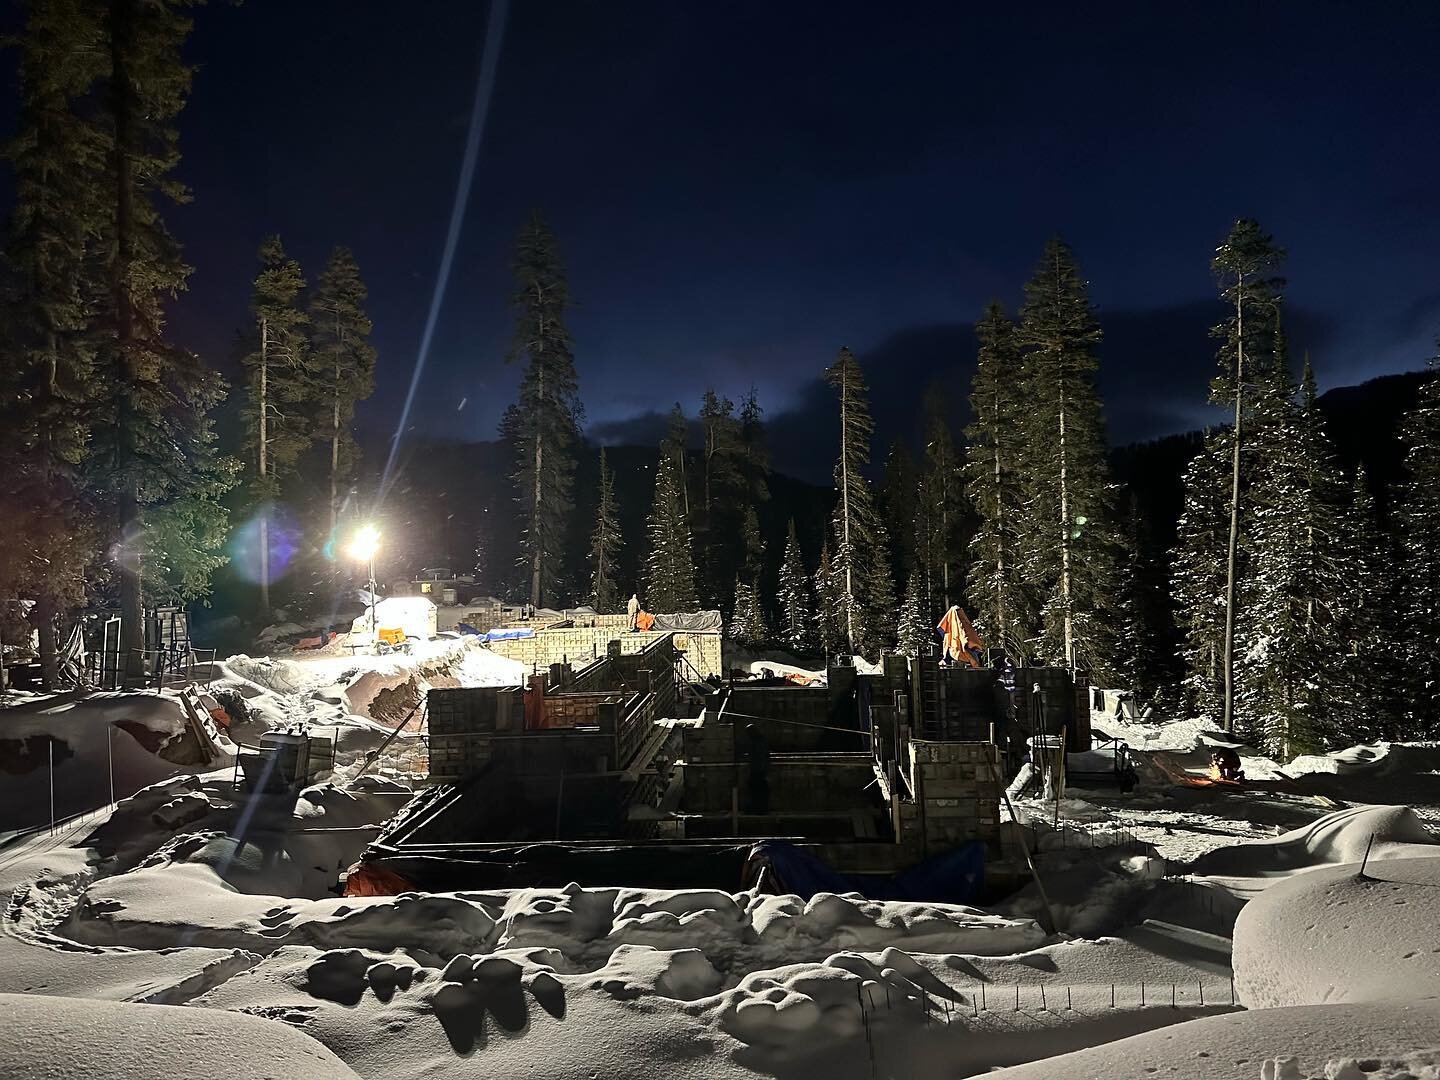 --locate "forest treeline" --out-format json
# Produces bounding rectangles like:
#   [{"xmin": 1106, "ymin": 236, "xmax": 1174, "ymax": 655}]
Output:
[{"xmin": 1, "ymin": 1, "xmax": 1437, "ymax": 760}]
